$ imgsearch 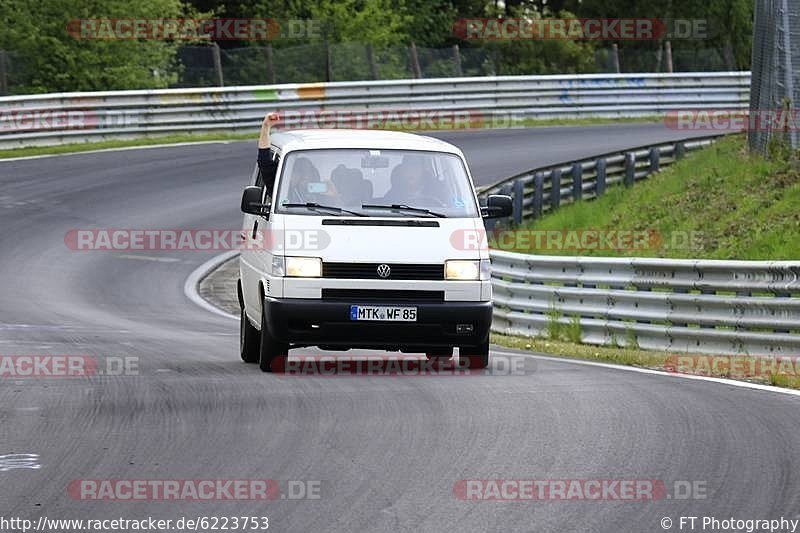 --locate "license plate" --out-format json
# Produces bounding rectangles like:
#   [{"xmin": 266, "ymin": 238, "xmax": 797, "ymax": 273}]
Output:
[{"xmin": 350, "ymin": 305, "xmax": 417, "ymax": 322}]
